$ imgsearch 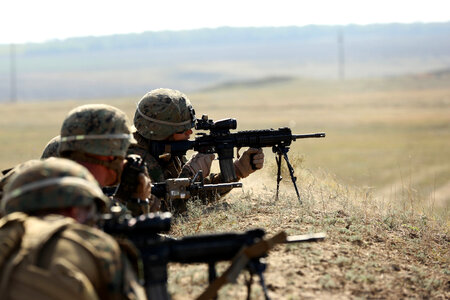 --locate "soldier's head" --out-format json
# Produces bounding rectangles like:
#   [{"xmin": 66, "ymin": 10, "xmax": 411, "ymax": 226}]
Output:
[
  {"xmin": 41, "ymin": 135, "xmax": 61, "ymax": 159},
  {"xmin": 1, "ymin": 158, "xmax": 109, "ymax": 224},
  {"xmin": 0, "ymin": 160, "xmax": 41, "ymax": 212},
  {"xmin": 59, "ymin": 104, "xmax": 135, "ymax": 186},
  {"xmin": 133, "ymin": 88, "xmax": 196, "ymax": 141}
]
